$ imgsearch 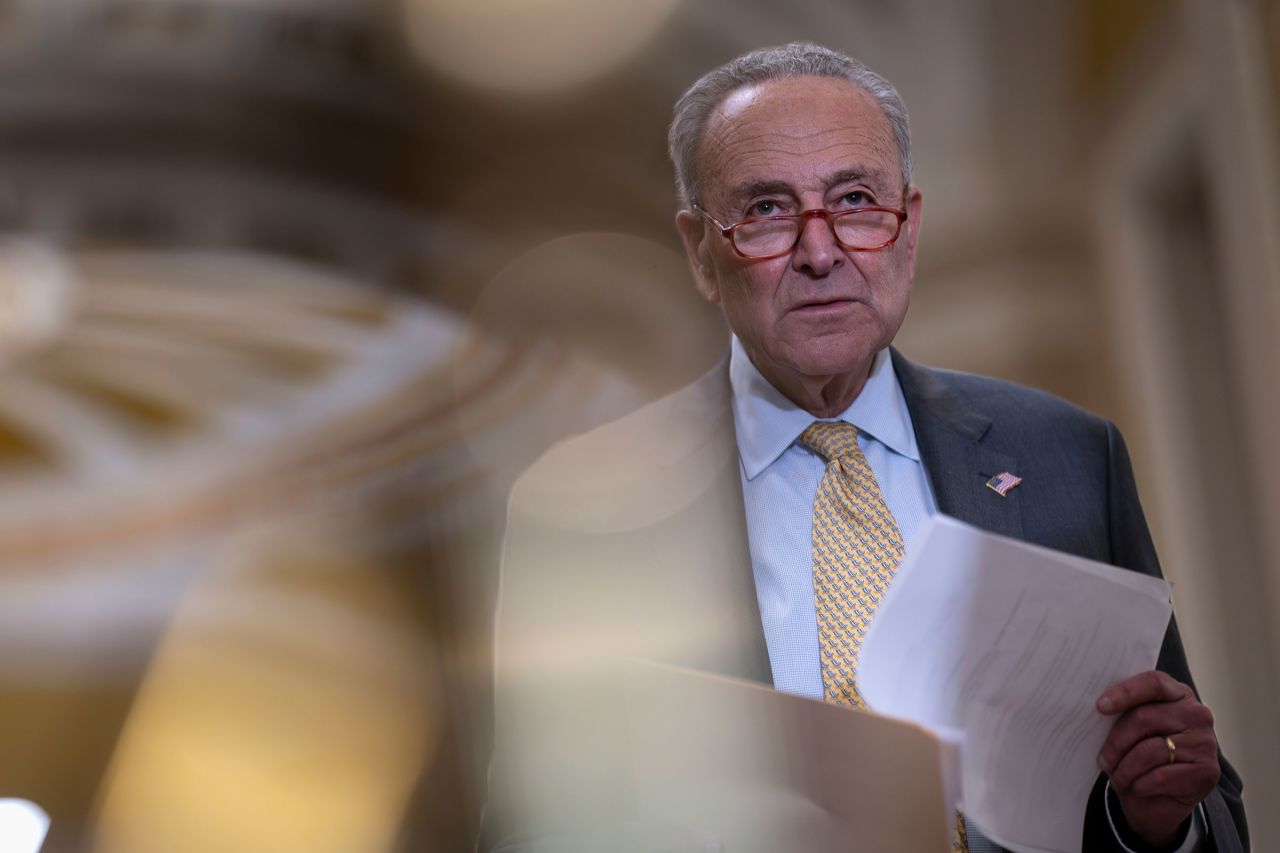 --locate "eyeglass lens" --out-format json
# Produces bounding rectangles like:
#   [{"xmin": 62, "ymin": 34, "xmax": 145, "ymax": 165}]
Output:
[{"xmin": 733, "ymin": 210, "xmax": 900, "ymax": 257}]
